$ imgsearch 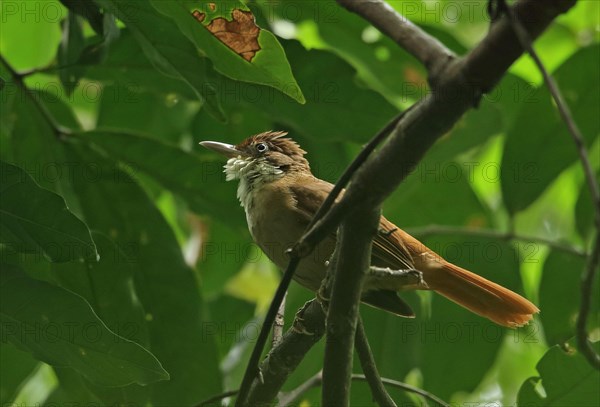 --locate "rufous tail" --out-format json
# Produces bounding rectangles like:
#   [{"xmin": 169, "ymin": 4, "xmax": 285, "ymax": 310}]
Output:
[{"xmin": 424, "ymin": 261, "xmax": 539, "ymax": 327}]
